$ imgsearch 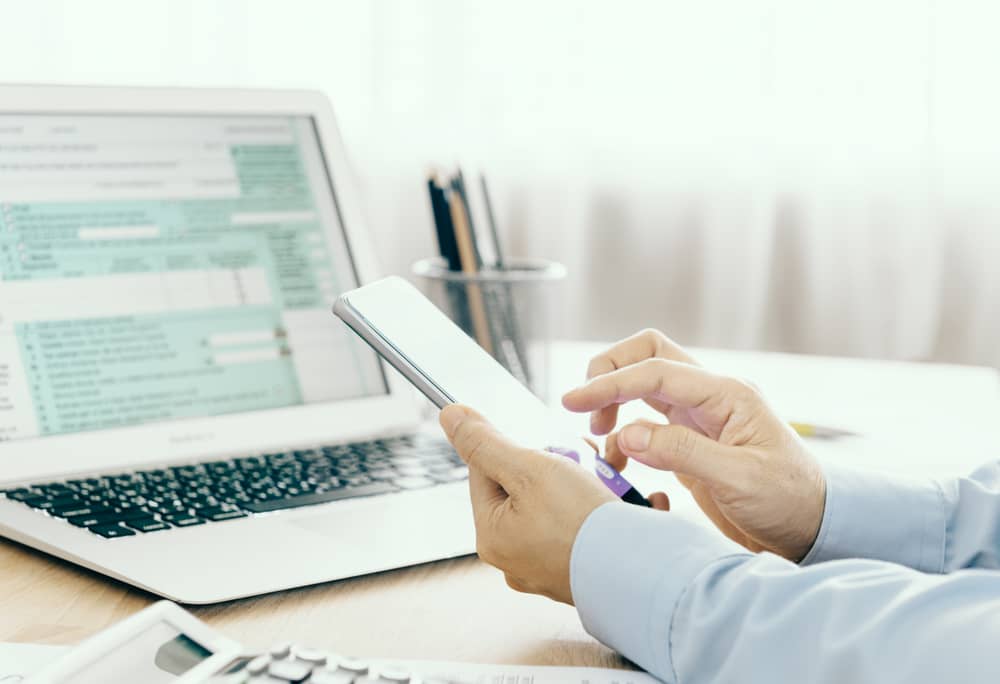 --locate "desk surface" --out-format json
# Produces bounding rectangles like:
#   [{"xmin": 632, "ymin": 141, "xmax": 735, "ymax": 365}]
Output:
[{"xmin": 2, "ymin": 342, "xmax": 998, "ymax": 666}]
